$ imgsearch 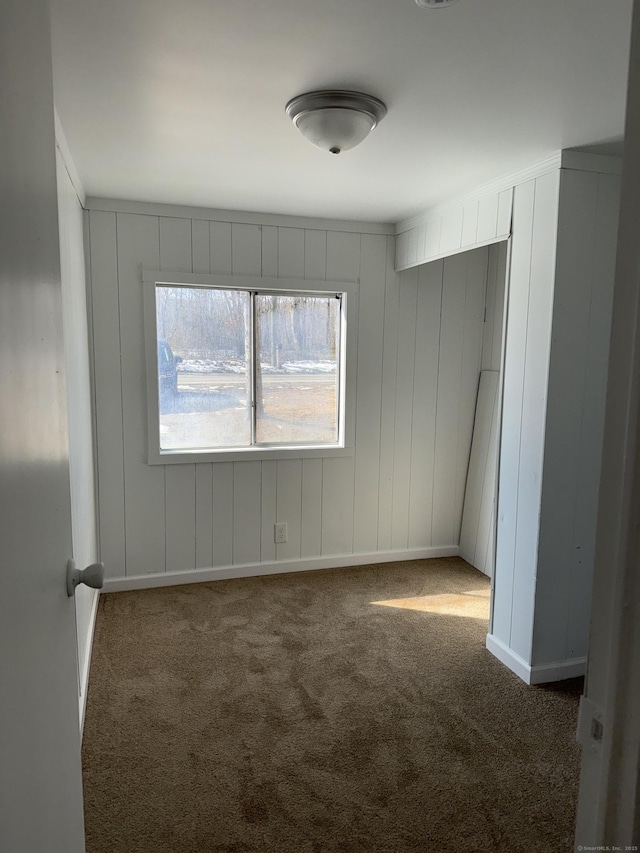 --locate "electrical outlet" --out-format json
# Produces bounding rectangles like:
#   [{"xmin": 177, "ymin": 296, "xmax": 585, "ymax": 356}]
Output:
[{"xmin": 274, "ymin": 522, "xmax": 288, "ymax": 544}]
